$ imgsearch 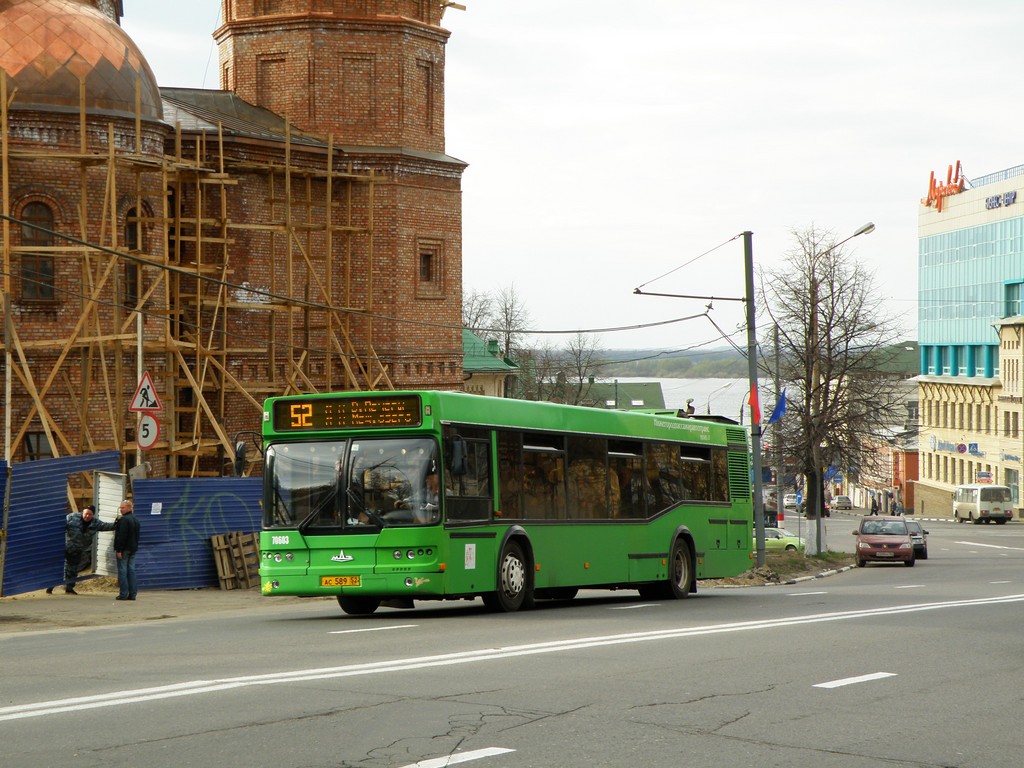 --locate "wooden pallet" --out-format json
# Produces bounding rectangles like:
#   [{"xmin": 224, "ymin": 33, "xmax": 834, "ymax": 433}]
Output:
[{"xmin": 211, "ymin": 532, "xmax": 261, "ymax": 590}]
